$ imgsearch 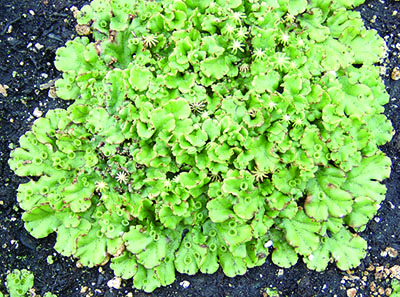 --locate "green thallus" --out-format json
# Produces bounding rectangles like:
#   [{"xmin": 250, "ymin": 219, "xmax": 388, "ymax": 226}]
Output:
[{"xmin": 8, "ymin": 0, "xmax": 393, "ymax": 292}]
